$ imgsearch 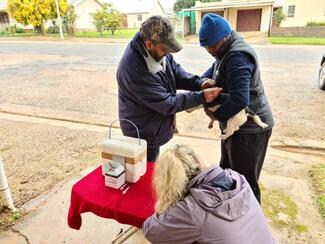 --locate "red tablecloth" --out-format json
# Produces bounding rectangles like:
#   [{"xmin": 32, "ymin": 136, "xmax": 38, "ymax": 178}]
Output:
[{"xmin": 67, "ymin": 163, "xmax": 155, "ymax": 230}]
